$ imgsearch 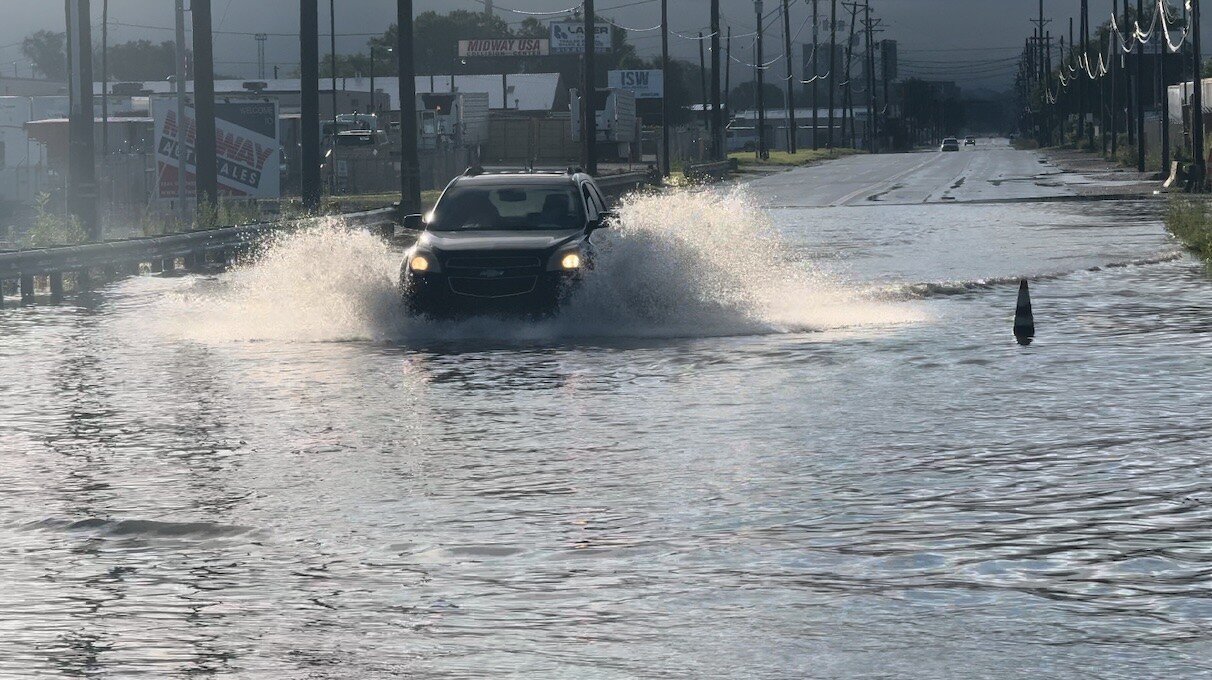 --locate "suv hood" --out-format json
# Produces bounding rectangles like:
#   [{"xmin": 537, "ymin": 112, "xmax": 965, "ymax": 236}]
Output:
[{"xmin": 420, "ymin": 229, "xmax": 582, "ymax": 252}]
